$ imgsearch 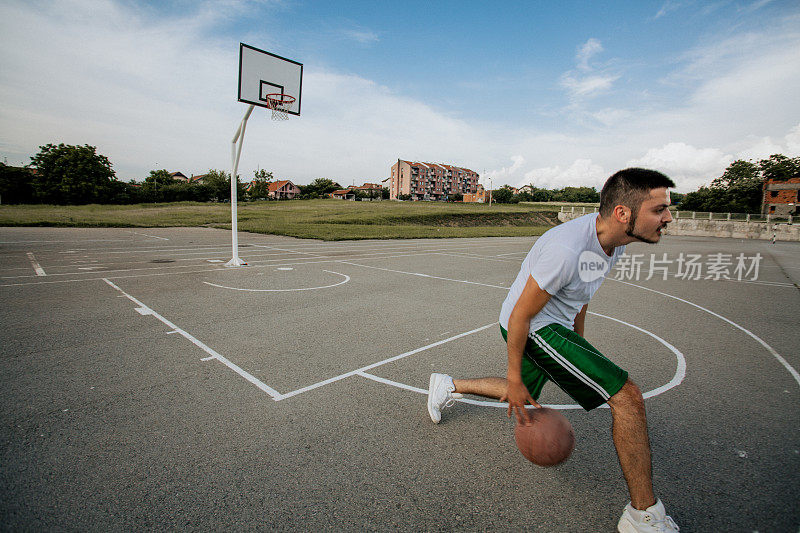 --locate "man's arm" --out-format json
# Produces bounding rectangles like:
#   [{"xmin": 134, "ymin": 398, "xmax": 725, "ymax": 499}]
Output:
[
  {"xmin": 501, "ymin": 275, "xmax": 551, "ymax": 425},
  {"xmin": 573, "ymin": 304, "xmax": 588, "ymax": 337}
]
